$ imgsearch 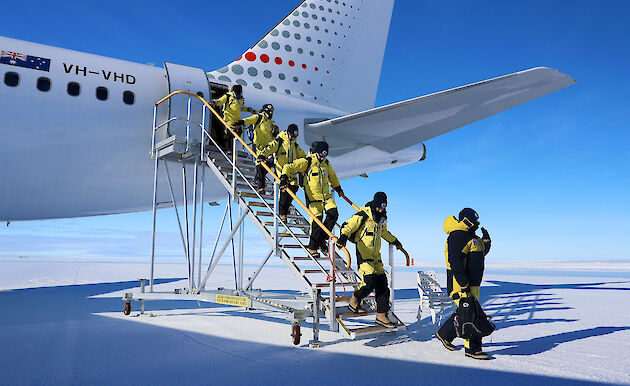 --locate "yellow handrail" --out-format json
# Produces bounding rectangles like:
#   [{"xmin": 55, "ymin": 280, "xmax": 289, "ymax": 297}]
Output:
[
  {"xmin": 334, "ymin": 189, "xmax": 409, "ymax": 266},
  {"xmin": 155, "ymin": 91, "xmax": 354, "ymax": 268}
]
